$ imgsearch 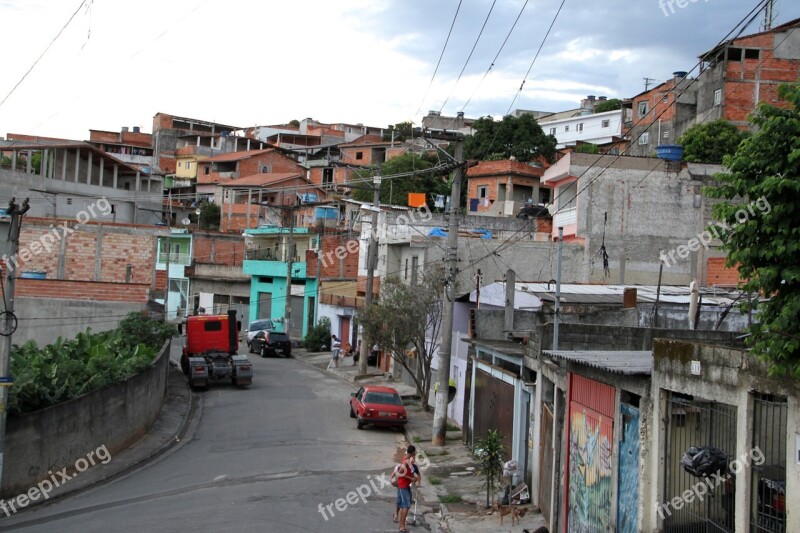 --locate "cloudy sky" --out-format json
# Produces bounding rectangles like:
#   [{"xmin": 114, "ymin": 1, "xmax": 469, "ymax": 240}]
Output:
[{"xmin": 0, "ymin": 0, "xmax": 797, "ymax": 140}]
